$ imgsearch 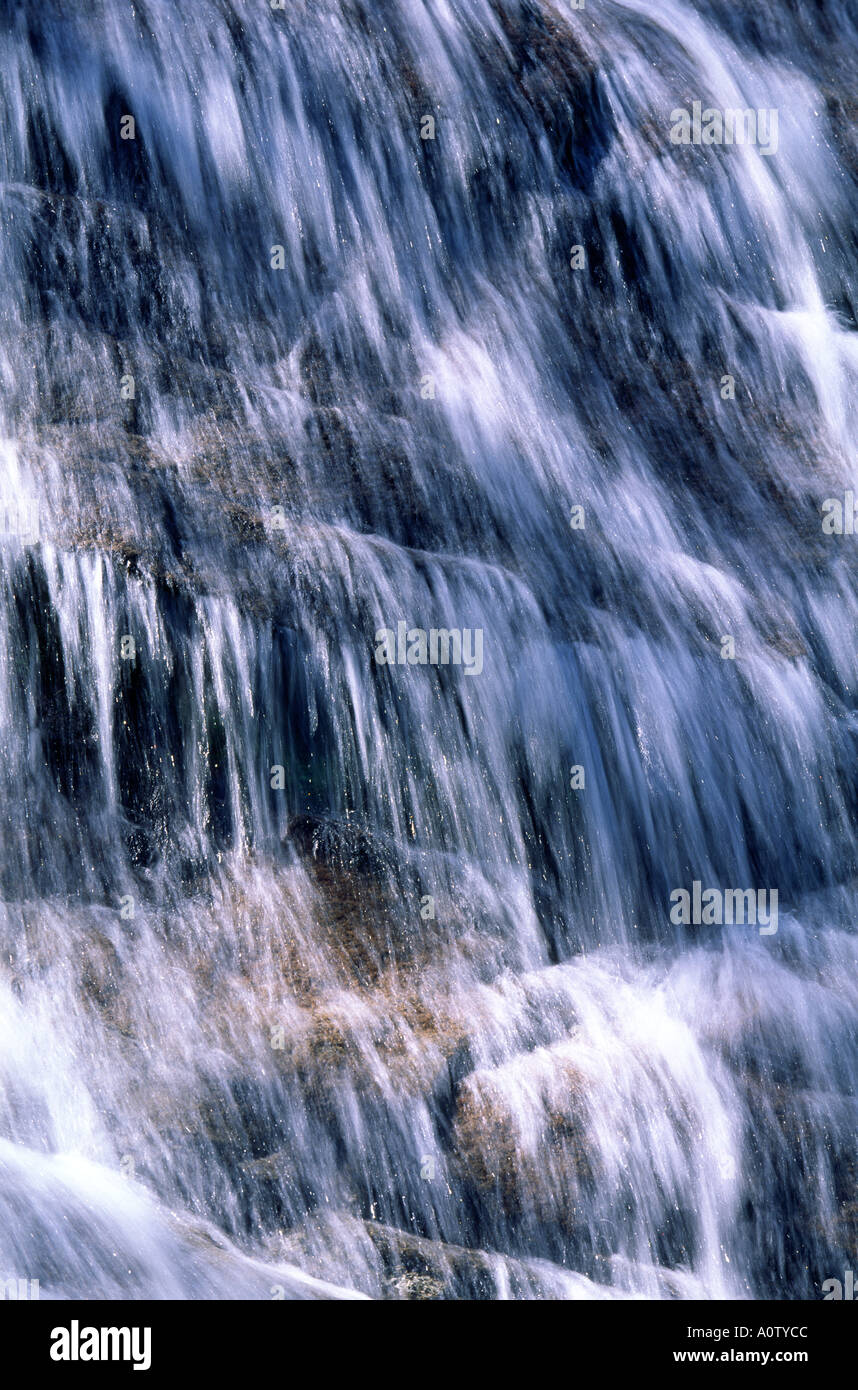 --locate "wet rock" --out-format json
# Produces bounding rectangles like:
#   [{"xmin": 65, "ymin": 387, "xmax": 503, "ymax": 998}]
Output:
[
  {"xmin": 283, "ymin": 815, "xmax": 423, "ymax": 983},
  {"xmin": 452, "ymin": 1050, "xmax": 594, "ymax": 1230},
  {"xmin": 78, "ymin": 928, "xmax": 123, "ymax": 1009},
  {"xmin": 272, "ymin": 1208, "xmax": 621, "ymax": 1300},
  {"xmin": 284, "ymin": 813, "xmax": 398, "ymax": 880},
  {"xmin": 488, "ymin": 0, "xmax": 613, "ymax": 193},
  {"xmin": 388, "ymin": 1271, "xmax": 445, "ymax": 1300}
]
